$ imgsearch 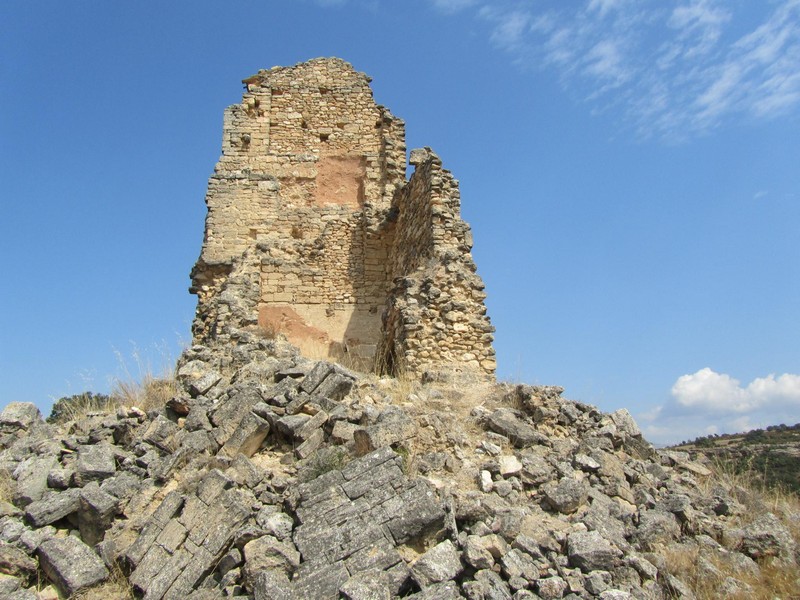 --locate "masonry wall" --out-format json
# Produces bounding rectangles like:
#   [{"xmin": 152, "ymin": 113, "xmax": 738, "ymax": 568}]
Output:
[{"xmin": 191, "ymin": 58, "xmax": 495, "ymax": 379}]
